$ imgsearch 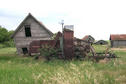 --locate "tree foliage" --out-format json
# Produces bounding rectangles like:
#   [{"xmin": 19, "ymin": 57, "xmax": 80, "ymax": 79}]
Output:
[
  {"xmin": 51, "ymin": 33, "xmax": 57, "ymax": 40},
  {"xmin": 0, "ymin": 26, "xmax": 14, "ymax": 48},
  {"xmin": 0, "ymin": 26, "xmax": 14, "ymax": 43}
]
